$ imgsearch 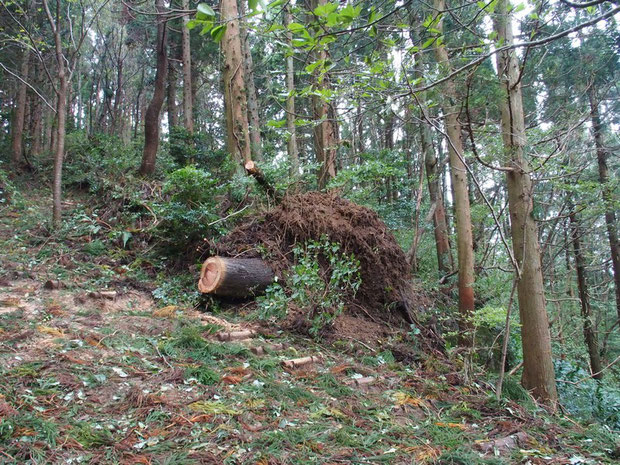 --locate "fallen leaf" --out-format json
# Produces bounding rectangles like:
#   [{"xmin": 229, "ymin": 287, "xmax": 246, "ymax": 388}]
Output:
[
  {"xmin": 435, "ymin": 421, "xmax": 467, "ymax": 430},
  {"xmin": 221, "ymin": 375, "xmax": 243, "ymax": 385},
  {"xmin": 393, "ymin": 391, "xmax": 428, "ymax": 407},
  {"xmin": 37, "ymin": 325, "xmax": 66, "ymax": 337},
  {"xmin": 153, "ymin": 305, "xmax": 178, "ymax": 317},
  {"xmin": 0, "ymin": 298, "xmax": 21, "ymax": 308}
]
